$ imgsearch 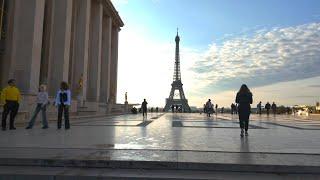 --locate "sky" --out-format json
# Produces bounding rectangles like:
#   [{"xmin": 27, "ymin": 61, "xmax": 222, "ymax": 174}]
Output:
[{"xmin": 112, "ymin": 0, "xmax": 320, "ymax": 108}]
